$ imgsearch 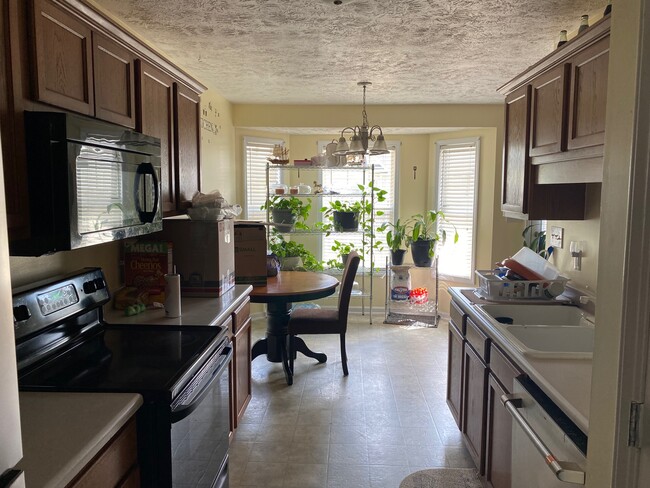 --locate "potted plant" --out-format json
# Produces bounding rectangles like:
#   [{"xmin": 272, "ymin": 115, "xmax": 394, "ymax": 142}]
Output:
[
  {"xmin": 322, "ymin": 200, "xmax": 364, "ymax": 231},
  {"xmin": 268, "ymin": 233, "xmax": 323, "ymax": 271},
  {"xmin": 330, "ymin": 240, "xmax": 356, "ymax": 268},
  {"xmin": 406, "ymin": 210, "xmax": 458, "ymax": 267},
  {"xmin": 383, "ymin": 219, "xmax": 408, "ymax": 265},
  {"xmin": 261, "ymin": 195, "xmax": 311, "ymax": 231}
]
